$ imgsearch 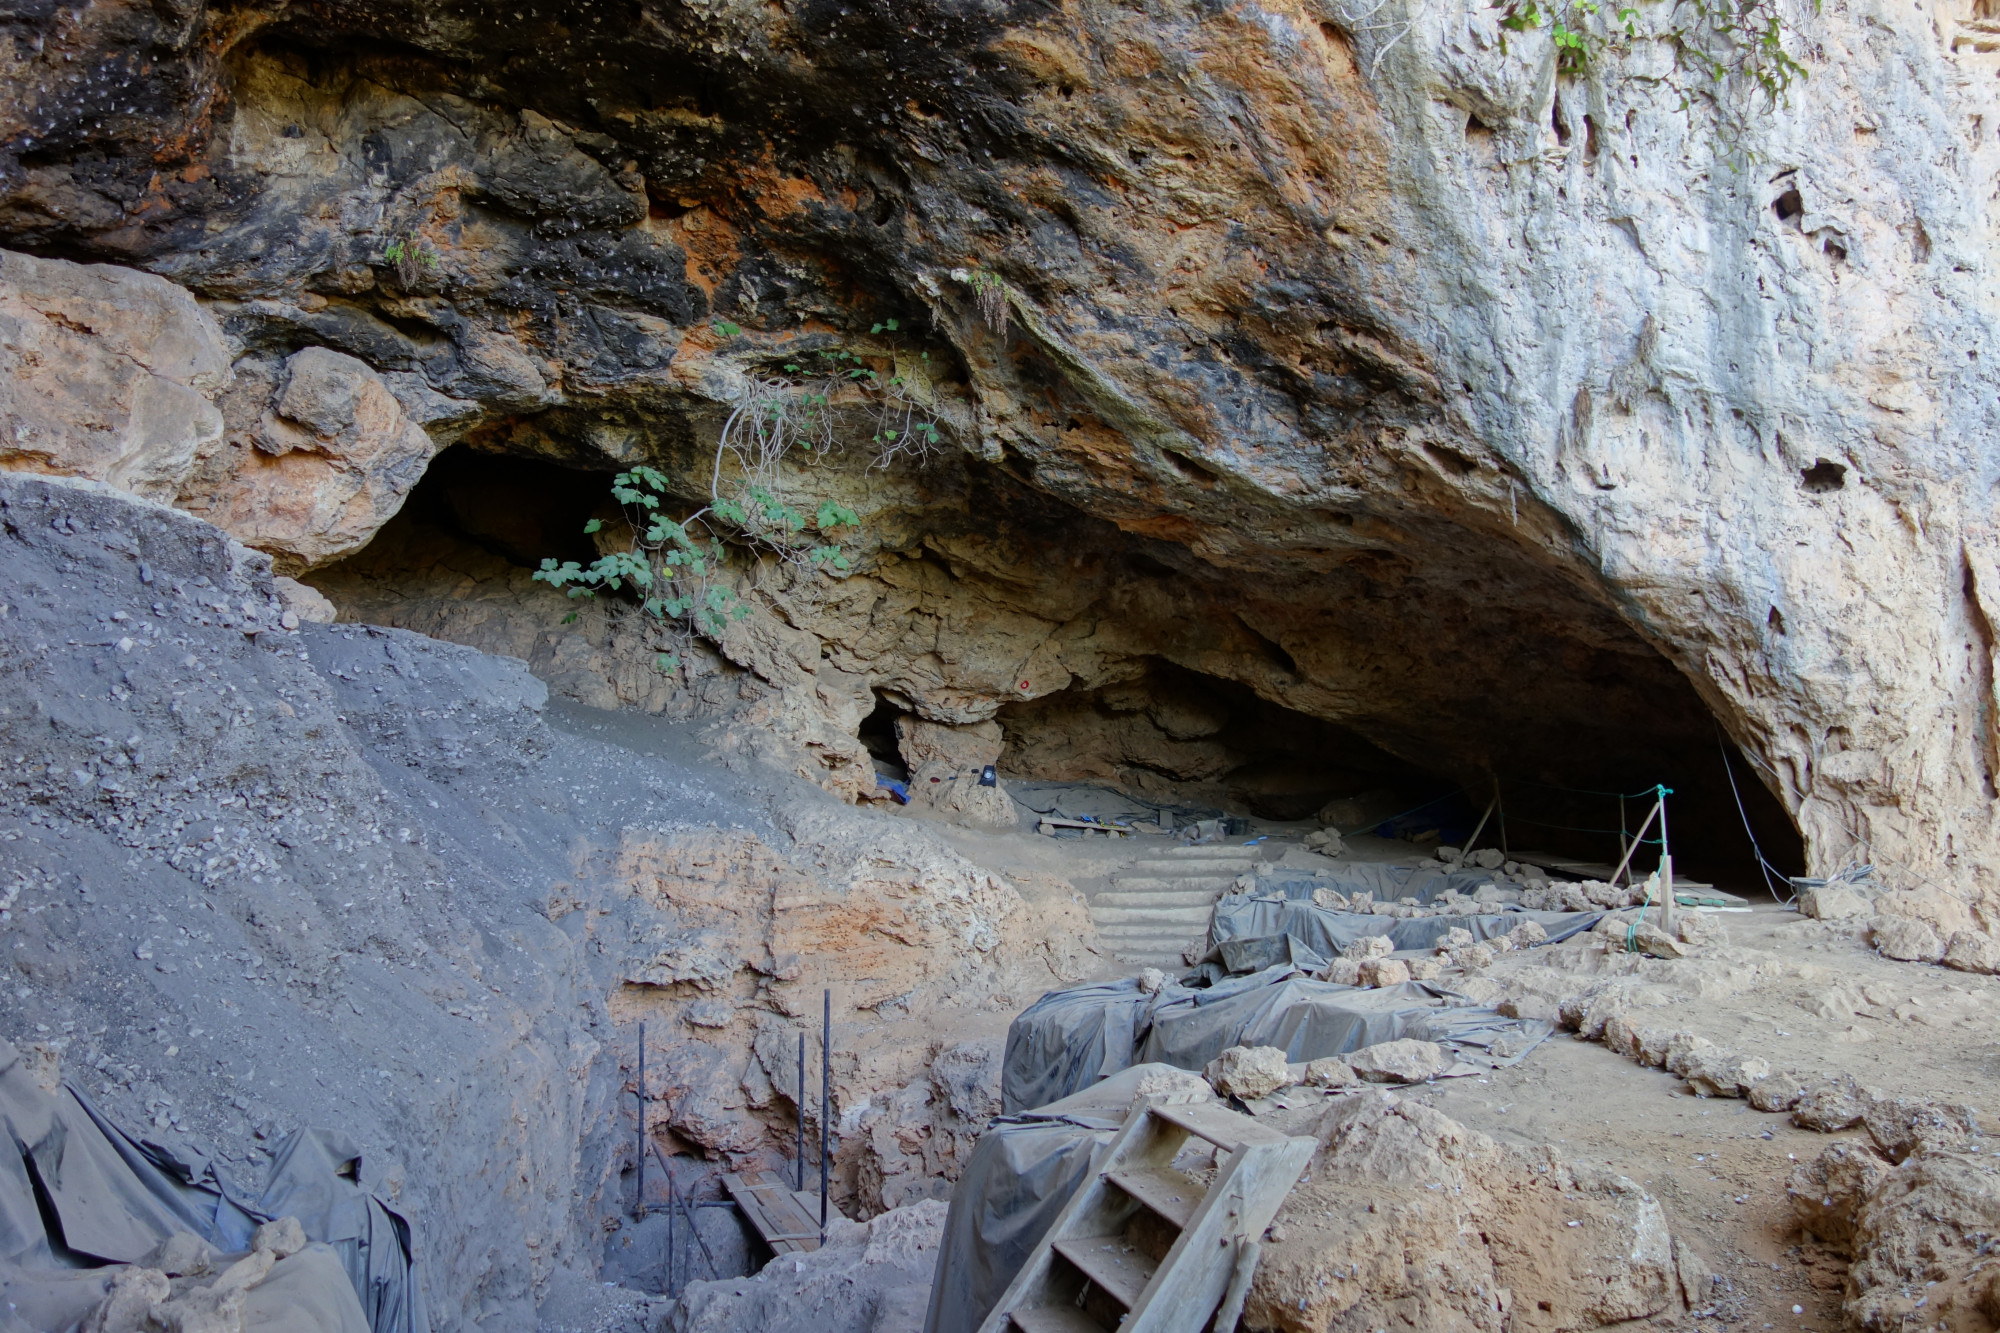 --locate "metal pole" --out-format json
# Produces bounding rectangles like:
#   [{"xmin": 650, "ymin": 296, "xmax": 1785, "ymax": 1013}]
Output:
[
  {"xmin": 819, "ymin": 988, "xmax": 831, "ymax": 1241},
  {"xmin": 635, "ymin": 1021, "xmax": 646, "ymax": 1220},
  {"xmin": 1658, "ymin": 789, "xmax": 1676, "ymax": 932},
  {"xmin": 1496, "ymin": 781, "xmax": 1508, "ymax": 858},
  {"xmin": 796, "ymin": 1031, "xmax": 806, "ymax": 1192},
  {"xmin": 664, "ymin": 1162, "xmax": 675, "ymax": 1297}
]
